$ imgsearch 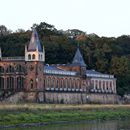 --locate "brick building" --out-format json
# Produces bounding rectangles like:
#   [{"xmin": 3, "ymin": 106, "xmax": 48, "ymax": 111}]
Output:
[{"xmin": 0, "ymin": 29, "xmax": 117, "ymax": 103}]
